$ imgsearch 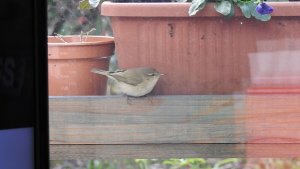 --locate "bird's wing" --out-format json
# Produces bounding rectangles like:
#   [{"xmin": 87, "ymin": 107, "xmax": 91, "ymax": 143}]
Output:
[
  {"xmin": 91, "ymin": 68, "xmax": 108, "ymax": 76},
  {"xmin": 110, "ymin": 69, "xmax": 143, "ymax": 86}
]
